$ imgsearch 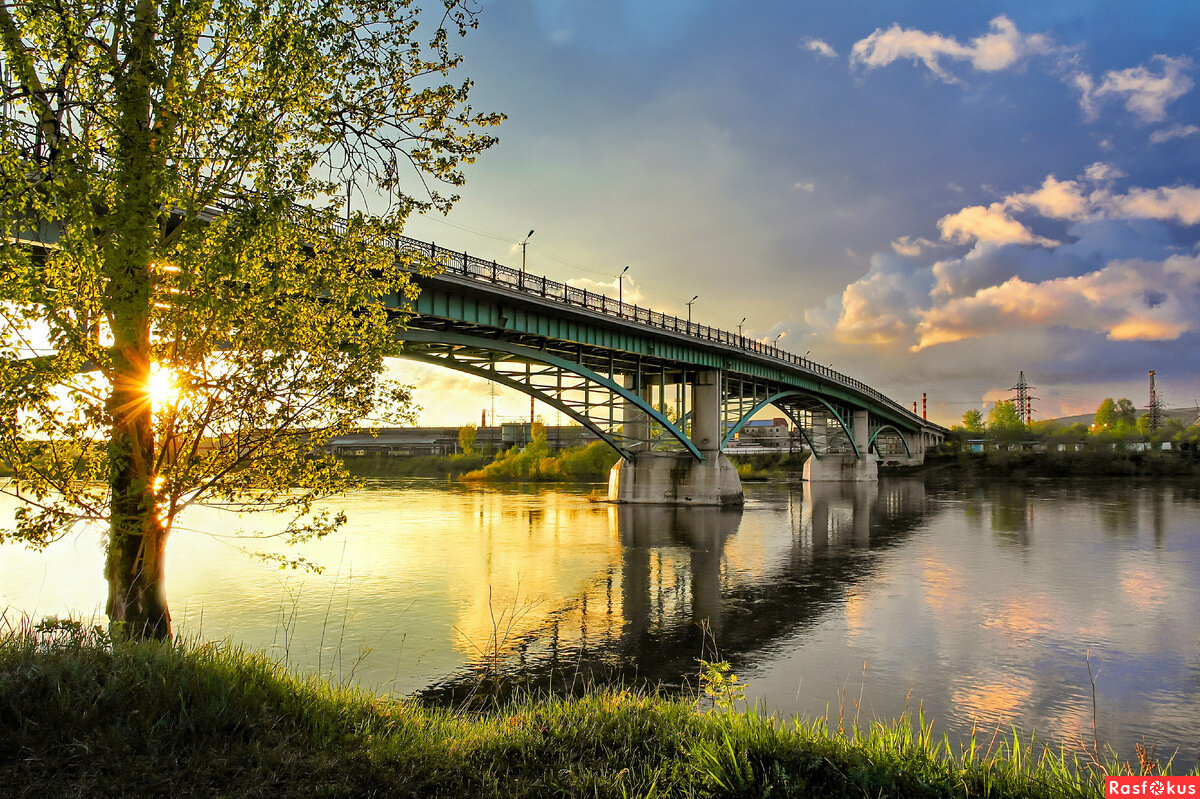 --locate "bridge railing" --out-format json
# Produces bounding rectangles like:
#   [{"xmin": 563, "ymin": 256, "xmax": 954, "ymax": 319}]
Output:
[{"xmin": 386, "ymin": 235, "xmax": 926, "ymax": 427}]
